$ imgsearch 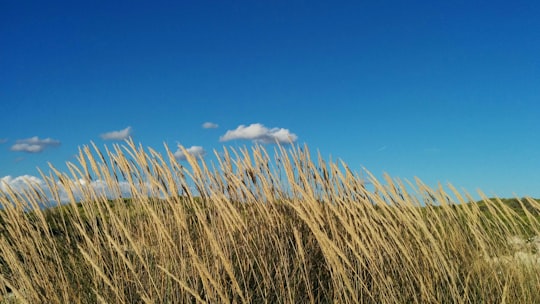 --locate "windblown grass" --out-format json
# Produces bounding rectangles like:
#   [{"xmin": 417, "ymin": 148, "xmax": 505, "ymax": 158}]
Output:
[{"xmin": 1, "ymin": 140, "xmax": 539, "ymax": 303}]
